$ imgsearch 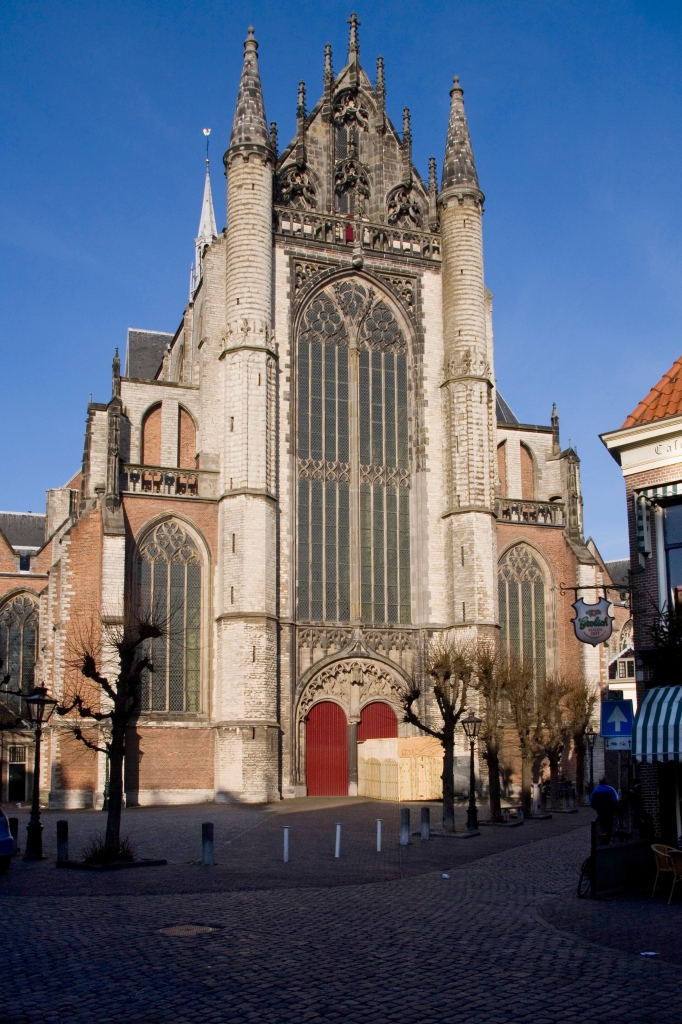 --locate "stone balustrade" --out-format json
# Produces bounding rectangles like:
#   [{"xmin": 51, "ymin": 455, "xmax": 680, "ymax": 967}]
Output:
[
  {"xmin": 120, "ymin": 465, "xmax": 219, "ymax": 500},
  {"xmin": 274, "ymin": 206, "xmax": 441, "ymax": 262},
  {"xmin": 496, "ymin": 498, "xmax": 566, "ymax": 527}
]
